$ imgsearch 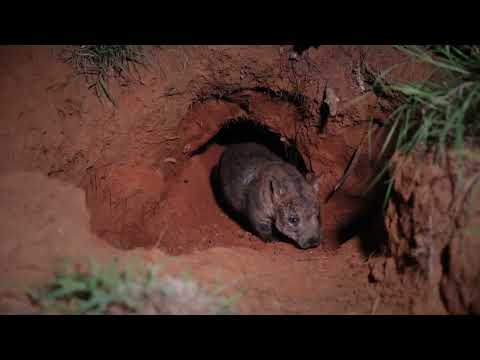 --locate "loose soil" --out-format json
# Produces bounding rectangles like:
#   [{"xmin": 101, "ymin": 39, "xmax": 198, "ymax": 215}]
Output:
[{"xmin": 0, "ymin": 45, "xmax": 441, "ymax": 314}]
